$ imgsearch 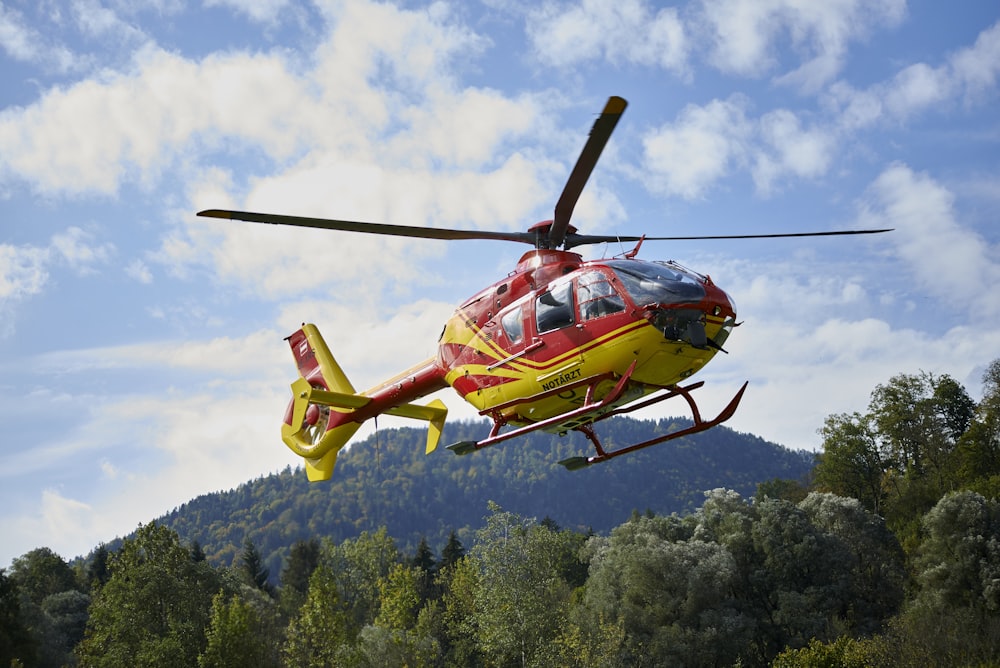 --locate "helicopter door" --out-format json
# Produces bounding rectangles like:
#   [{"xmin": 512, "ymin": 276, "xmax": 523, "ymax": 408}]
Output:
[{"xmin": 530, "ymin": 280, "xmax": 588, "ymax": 391}]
